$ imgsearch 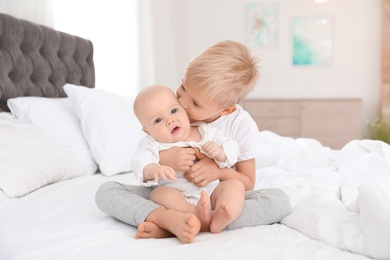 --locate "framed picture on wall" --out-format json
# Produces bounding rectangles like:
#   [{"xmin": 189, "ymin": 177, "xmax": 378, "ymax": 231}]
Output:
[
  {"xmin": 291, "ymin": 16, "xmax": 333, "ymax": 66},
  {"xmin": 245, "ymin": 3, "xmax": 279, "ymax": 48}
]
